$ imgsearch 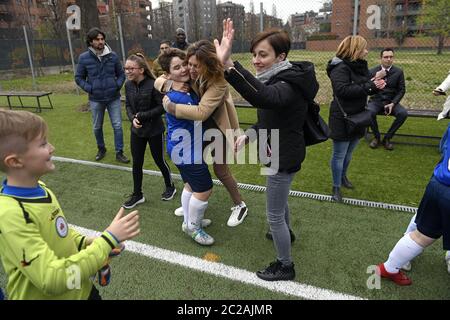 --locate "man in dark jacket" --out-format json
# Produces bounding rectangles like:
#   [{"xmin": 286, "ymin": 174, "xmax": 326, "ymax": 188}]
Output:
[
  {"xmin": 75, "ymin": 28, "xmax": 129, "ymax": 163},
  {"xmin": 368, "ymin": 48, "xmax": 408, "ymax": 151}
]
